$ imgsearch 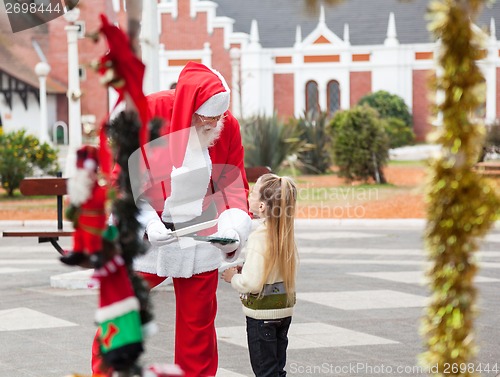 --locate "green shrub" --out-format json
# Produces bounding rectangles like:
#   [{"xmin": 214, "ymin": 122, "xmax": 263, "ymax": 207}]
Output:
[
  {"xmin": 485, "ymin": 122, "xmax": 500, "ymax": 145},
  {"xmin": 241, "ymin": 113, "xmax": 306, "ymax": 172},
  {"xmin": 358, "ymin": 90, "xmax": 415, "ymax": 147},
  {"xmin": 383, "ymin": 117, "xmax": 416, "ymax": 148},
  {"xmin": 296, "ymin": 112, "xmax": 332, "ymax": 174},
  {"xmin": 329, "ymin": 106, "xmax": 389, "ymax": 183},
  {"xmin": 358, "ymin": 90, "xmax": 412, "ymax": 125},
  {"xmin": 0, "ymin": 130, "xmax": 59, "ymax": 196},
  {"xmin": 479, "ymin": 121, "xmax": 500, "ymax": 161}
]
